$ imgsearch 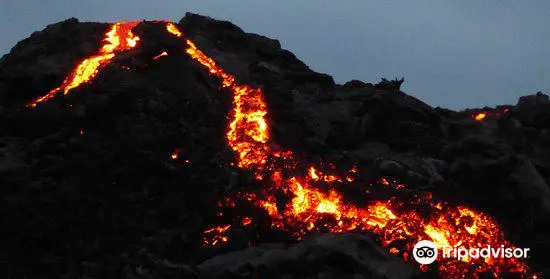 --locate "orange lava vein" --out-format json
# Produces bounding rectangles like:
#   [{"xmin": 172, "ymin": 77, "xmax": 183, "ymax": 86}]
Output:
[
  {"xmin": 153, "ymin": 51, "xmax": 168, "ymax": 60},
  {"xmin": 28, "ymin": 22, "xmax": 140, "ymax": 107},
  {"xmin": 185, "ymin": 39, "xmax": 269, "ymax": 172}
]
